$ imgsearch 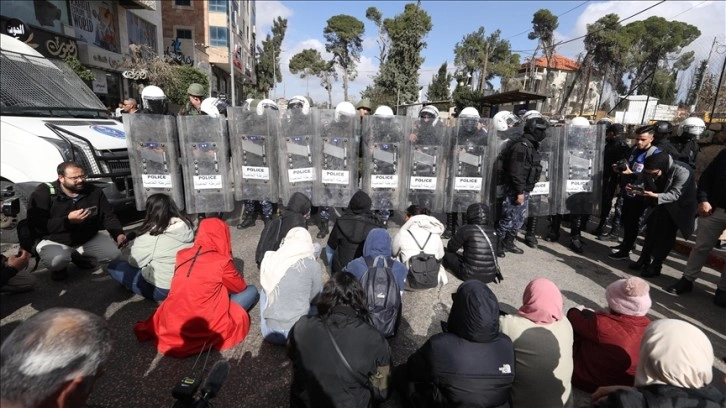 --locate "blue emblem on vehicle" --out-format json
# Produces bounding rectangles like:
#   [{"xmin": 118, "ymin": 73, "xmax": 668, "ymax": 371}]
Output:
[{"xmin": 91, "ymin": 125, "xmax": 125, "ymax": 139}]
